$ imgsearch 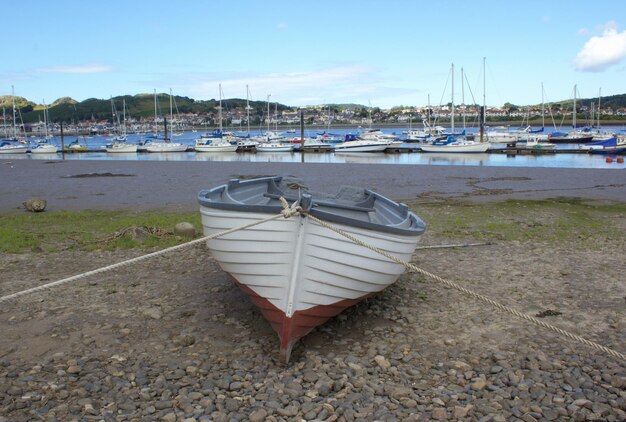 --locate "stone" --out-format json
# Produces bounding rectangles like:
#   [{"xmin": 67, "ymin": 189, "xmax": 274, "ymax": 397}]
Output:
[
  {"xmin": 174, "ymin": 334, "xmax": 196, "ymax": 347},
  {"xmin": 471, "ymin": 379, "xmax": 487, "ymax": 391},
  {"xmin": 23, "ymin": 198, "xmax": 47, "ymax": 212},
  {"xmin": 67, "ymin": 365, "xmax": 81, "ymax": 374},
  {"xmin": 453, "ymin": 405, "xmax": 473, "ymax": 418},
  {"xmin": 431, "ymin": 407, "xmax": 448, "ymax": 420},
  {"xmin": 249, "ymin": 408, "xmax": 267, "ymax": 422},
  {"xmin": 162, "ymin": 413, "xmax": 177, "ymax": 422},
  {"xmin": 374, "ymin": 355, "xmax": 391, "ymax": 369},
  {"xmin": 142, "ymin": 307, "xmax": 163, "ymax": 320},
  {"xmin": 276, "ymin": 405, "xmax": 299, "ymax": 417},
  {"xmin": 449, "ymin": 360, "xmax": 472, "ymax": 371},
  {"xmin": 390, "ymin": 387, "xmax": 413, "ymax": 400},
  {"xmin": 174, "ymin": 222, "xmax": 196, "ymax": 237}
]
